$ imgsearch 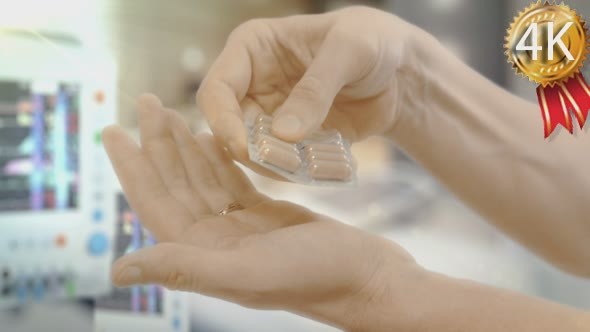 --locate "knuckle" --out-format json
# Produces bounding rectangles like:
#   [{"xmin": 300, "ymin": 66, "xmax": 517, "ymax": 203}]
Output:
[
  {"xmin": 230, "ymin": 18, "xmax": 267, "ymax": 40},
  {"xmin": 154, "ymin": 244, "xmax": 193, "ymax": 291},
  {"xmin": 331, "ymin": 27, "xmax": 377, "ymax": 59},
  {"xmin": 337, "ymin": 5, "xmax": 378, "ymax": 17},
  {"xmin": 327, "ymin": 30, "xmax": 378, "ymax": 82},
  {"xmin": 293, "ymin": 75, "xmax": 325, "ymax": 103},
  {"xmin": 165, "ymin": 270, "xmax": 187, "ymax": 291}
]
